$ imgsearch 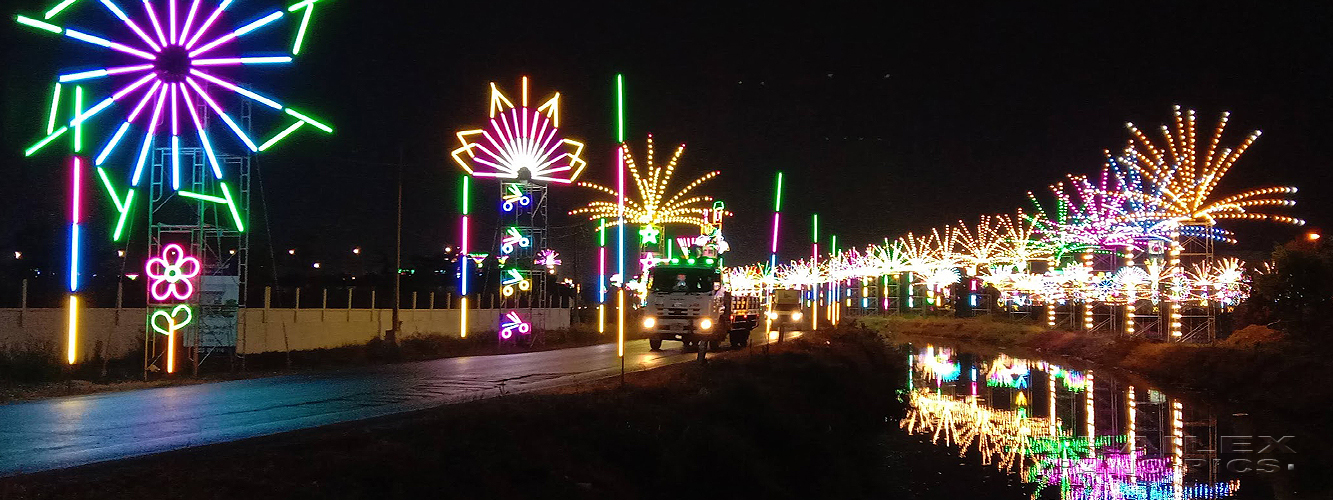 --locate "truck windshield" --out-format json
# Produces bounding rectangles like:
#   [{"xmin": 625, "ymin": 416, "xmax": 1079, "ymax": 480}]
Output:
[{"xmin": 649, "ymin": 267, "xmax": 720, "ymax": 293}]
